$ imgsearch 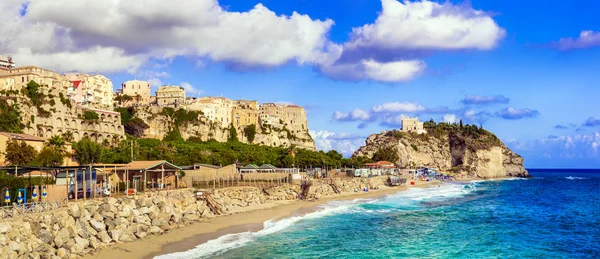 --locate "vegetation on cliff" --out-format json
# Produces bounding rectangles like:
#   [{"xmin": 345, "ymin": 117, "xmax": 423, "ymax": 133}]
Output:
[
  {"xmin": 0, "ymin": 99, "xmax": 22, "ymax": 133},
  {"xmin": 384, "ymin": 120, "xmax": 502, "ymax": 152}
]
